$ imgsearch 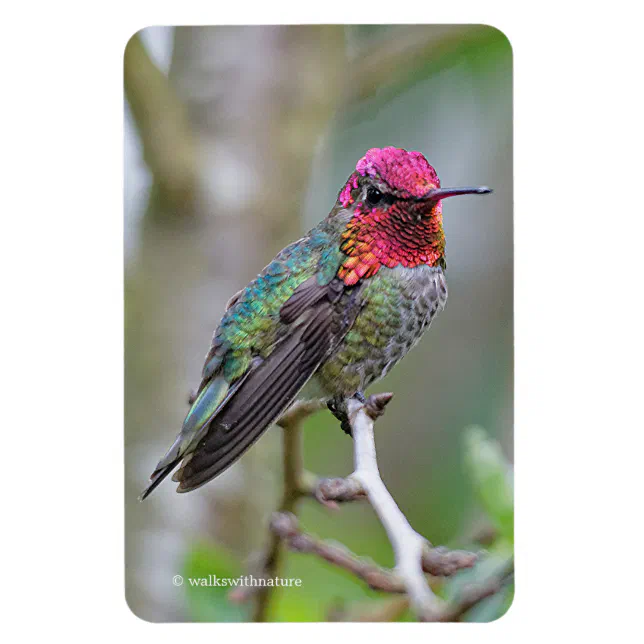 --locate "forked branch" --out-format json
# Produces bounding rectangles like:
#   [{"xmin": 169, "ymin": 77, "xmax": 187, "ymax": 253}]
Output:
[
  {"xmin": 344, "ymin": 395, "xmax": 440, "ymax": 619},
  {"xmin": 232, "ymin": 393, "xmax": 509, "ymax": 622}
]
